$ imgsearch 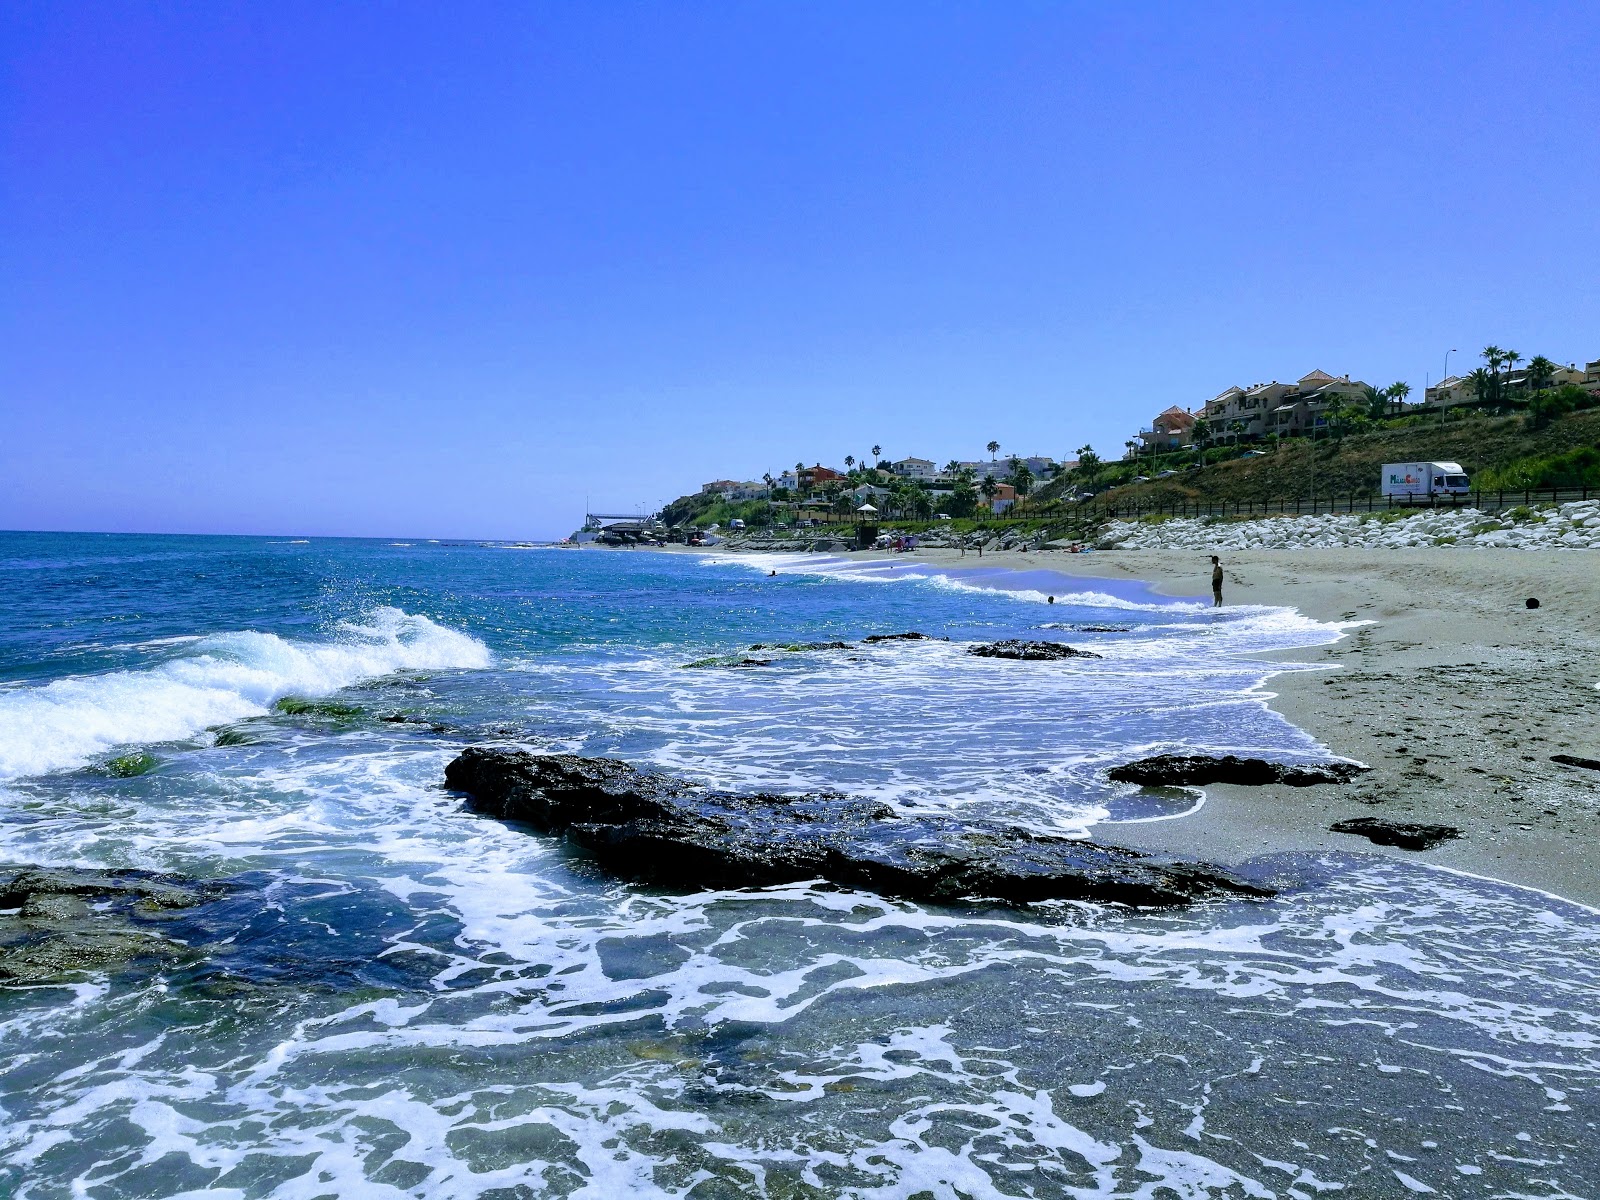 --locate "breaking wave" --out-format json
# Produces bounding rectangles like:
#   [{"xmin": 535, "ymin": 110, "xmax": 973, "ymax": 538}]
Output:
[{"xmin": 0, "ymin": 607, "xmax": 490, "ymax": 780}]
